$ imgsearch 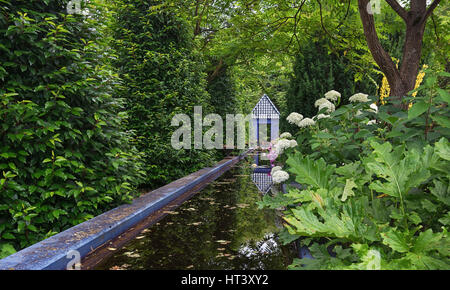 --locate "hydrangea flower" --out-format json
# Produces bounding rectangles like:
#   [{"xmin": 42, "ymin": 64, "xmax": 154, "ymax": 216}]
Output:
[
  {"xmin": 324, "ymin": 90, "xmax": 341, "ymax": 101},
  {"xmin": 272, "ymin": 138, "xmax": 297, "ymax": 155},
  {"xmin": 367, "ymin": 120, "xmax": 377, "ymax": 125},
  {"xmin": 368, "ymin": 103, "xmax": 378, "ymax": 113},
  {"xmin": 315, "ymin": 113, "xmax": 330, "ymax": 120},
  {"xmin": 314, "ymin": 98, "xmax": 328, "ymax": 108},
  {"xmin": 318, "ymin": 100, "xmax": 335, "ymax": 114},
  {"xmin": 272, "ymin": 170, "xmax": 289, "ymax": 184},
  {"xmin": 271, "ymin": 166, "xmax": 282, "ymax": 175},
  {"xmin": 276, "ymin": 139, "xmax": 292, "ymax": 153},
  {"xmin": 286, "ymin": 112, "xmax": 303, "ymax": 125},
  {"xmin": 280, "ymin": 132, "xmax": 292, "ymax": 139},
  {"xmin": 298, "ymin": 117, "xmax": 315, "ymax": 128},
  {"xmin": 349, "ymin": 93, "xmax": 369, "ymax": 103}
]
